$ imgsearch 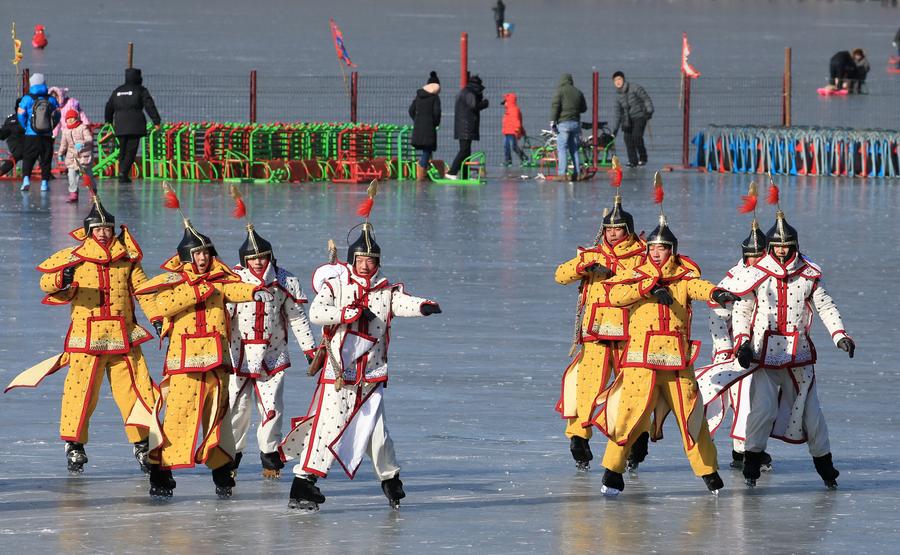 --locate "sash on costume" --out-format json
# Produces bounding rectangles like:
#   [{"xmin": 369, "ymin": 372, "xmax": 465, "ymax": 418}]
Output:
[
  {"xmin": 329, "ymin": 385, "xmax": 383, "ymax": 478},
  {"xmin": 4, "ymin": 353, "xmax": 69, "ymax": 392}
]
